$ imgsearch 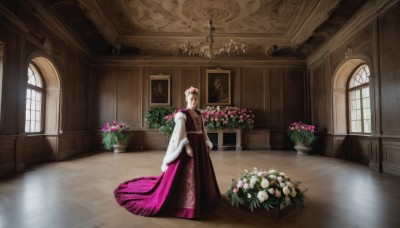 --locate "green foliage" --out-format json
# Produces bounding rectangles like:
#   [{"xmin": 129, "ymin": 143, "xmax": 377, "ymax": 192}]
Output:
[
  {"xmin": 287, "ymin": 121, "xmax": 316, "ymax": 144},
  {"xmin": 145, "ymin": 107, "xmax": 175, "ymax": 129},
  {"xmin": 159, "ymin": 117, "xmax": 175, "ymax": 139}
]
